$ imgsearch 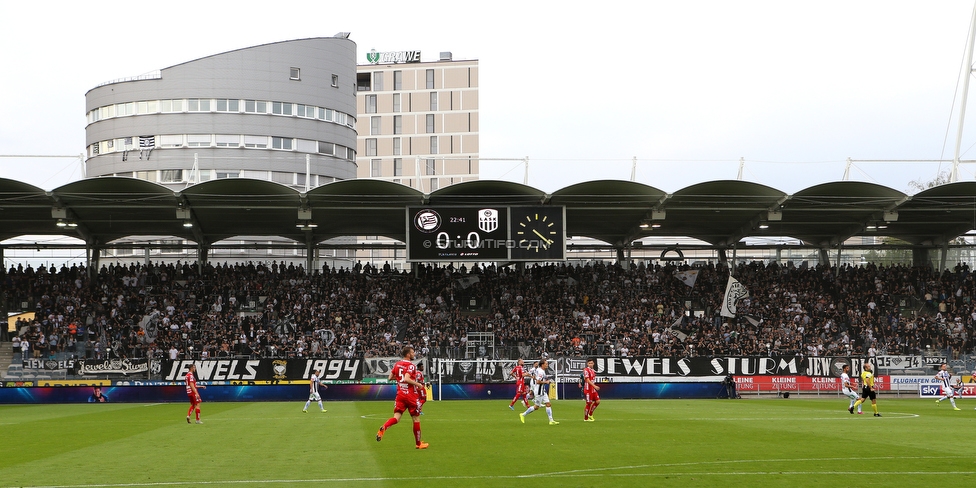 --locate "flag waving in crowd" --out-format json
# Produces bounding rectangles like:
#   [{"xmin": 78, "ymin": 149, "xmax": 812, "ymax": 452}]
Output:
[
  {"xmin": 720, "ymin": 276, "xmax": 749, "ymax": 317},
  {"xmin": 673, "ymin": 269, "xmax": 700, "ymax": 288}
]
